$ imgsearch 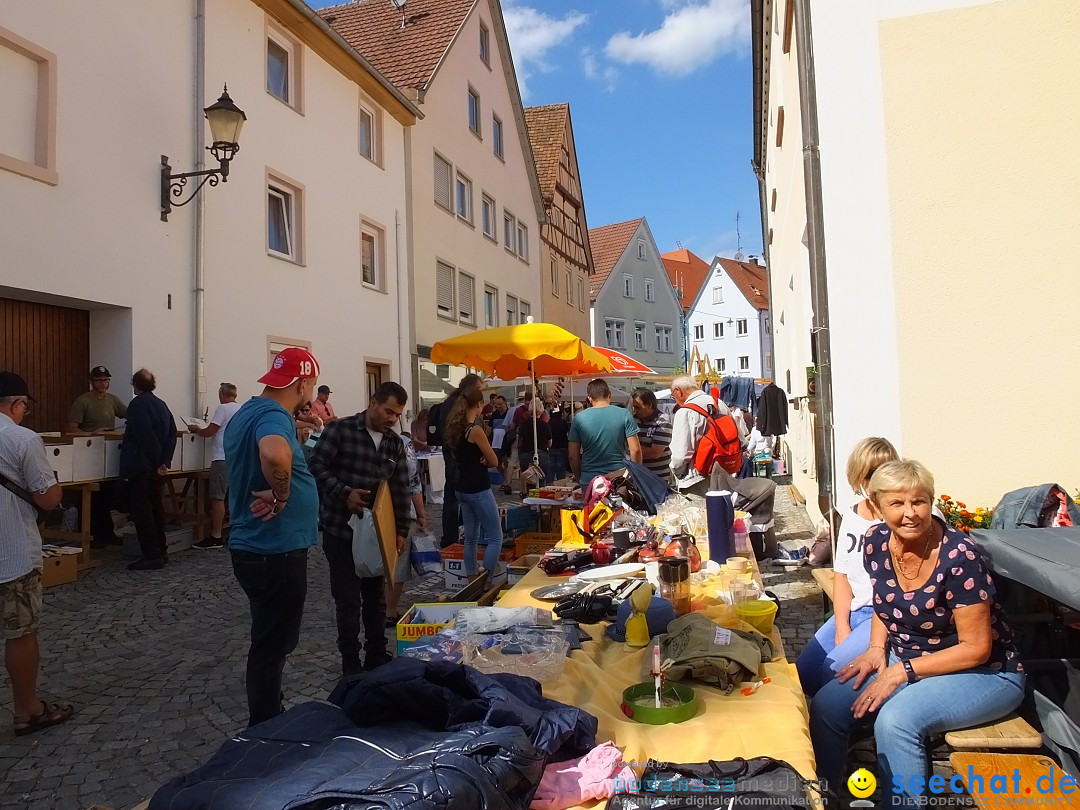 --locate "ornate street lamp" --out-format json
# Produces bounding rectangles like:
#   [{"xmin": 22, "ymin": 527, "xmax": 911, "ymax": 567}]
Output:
[{"xmin": 160, "ymin": 85, "xmax": 247, "ymax": 222}]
